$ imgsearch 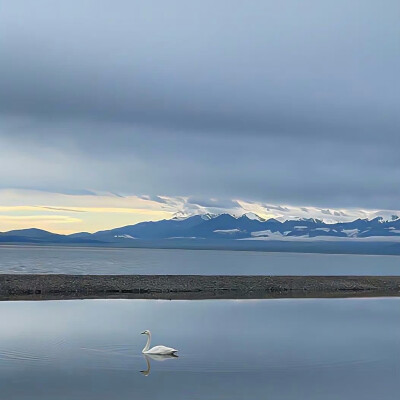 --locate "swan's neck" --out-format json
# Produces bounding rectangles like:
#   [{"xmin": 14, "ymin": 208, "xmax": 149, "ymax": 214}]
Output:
[{"xmin": 143, "ymin": 333, "xmax": 151, "ymax": 352}]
